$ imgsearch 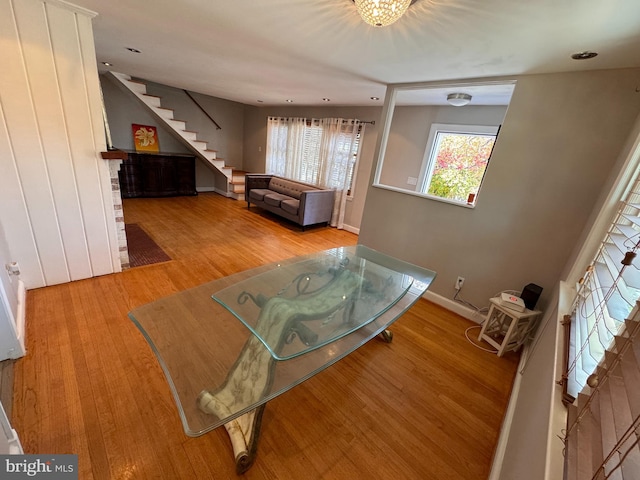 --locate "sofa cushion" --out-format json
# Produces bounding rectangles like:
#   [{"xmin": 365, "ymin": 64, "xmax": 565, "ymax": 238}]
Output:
[
  {"xmin": 281, "ymin": 198, "xmax": 300, "ymax": 216},
  {"xmin": 249, "ymin": 189, "xmax": 272, "ymax": 202},
  {"xmin": 268, "ymin": 177, "xmax": 317, "ymax": 199},
  {"xmin": 264, "ymin": 192, "xmax": 293, "ymax": 207}
]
